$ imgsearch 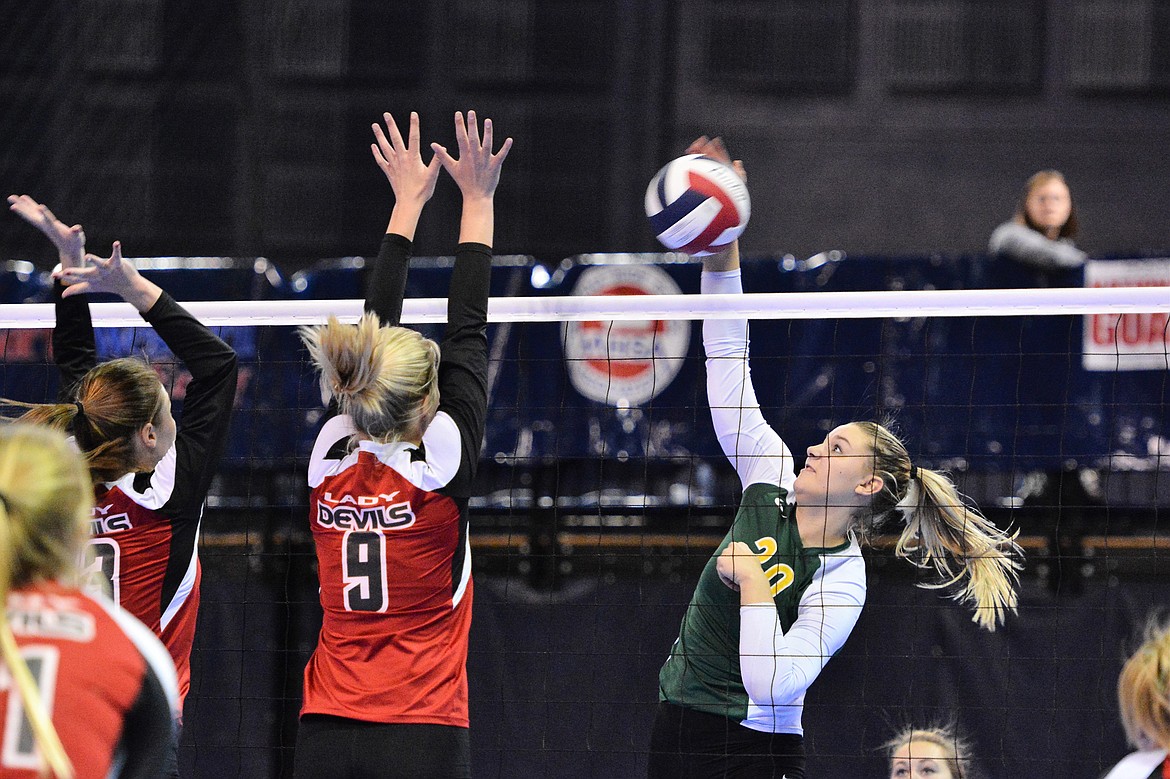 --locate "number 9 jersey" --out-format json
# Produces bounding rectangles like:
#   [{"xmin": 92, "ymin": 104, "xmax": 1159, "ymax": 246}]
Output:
[{"xmin": 301, "ymin": 242, "xmax": 492, "ymax": 728}]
